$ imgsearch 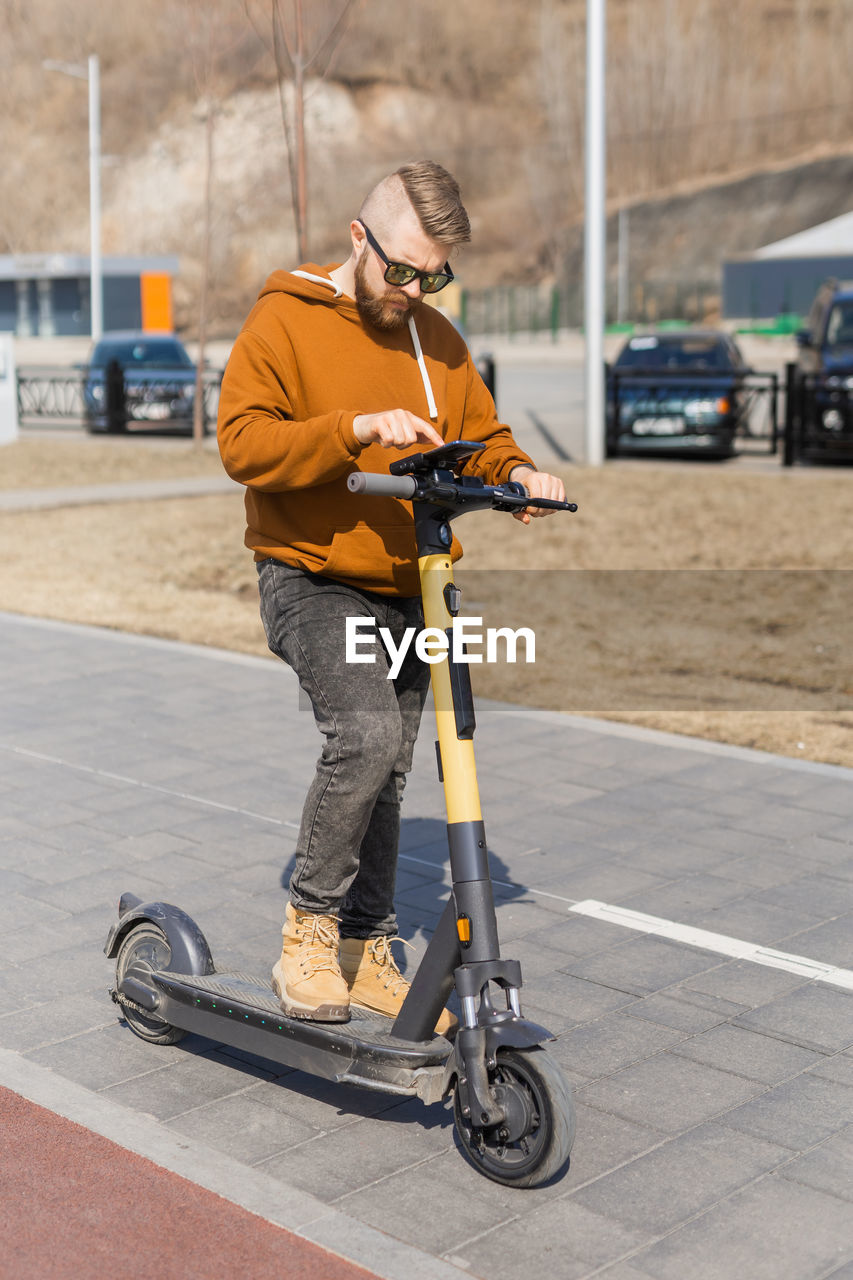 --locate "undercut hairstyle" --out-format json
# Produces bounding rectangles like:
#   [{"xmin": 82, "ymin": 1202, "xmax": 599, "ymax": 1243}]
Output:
[
  {"xmin": 359, "ymin": 161, "xmax": 471, "ymax": 248},
  {"xmin": 395, "ymin": 161, "xmax": 471, "ymax": 246}
]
